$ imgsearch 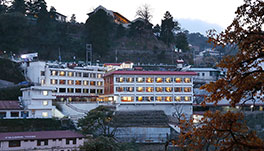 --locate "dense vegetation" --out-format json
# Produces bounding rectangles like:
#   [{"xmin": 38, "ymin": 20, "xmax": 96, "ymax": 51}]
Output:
[{"xmin": 0, "ymin": 58, "xmax": 25, "ymax": 83}]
